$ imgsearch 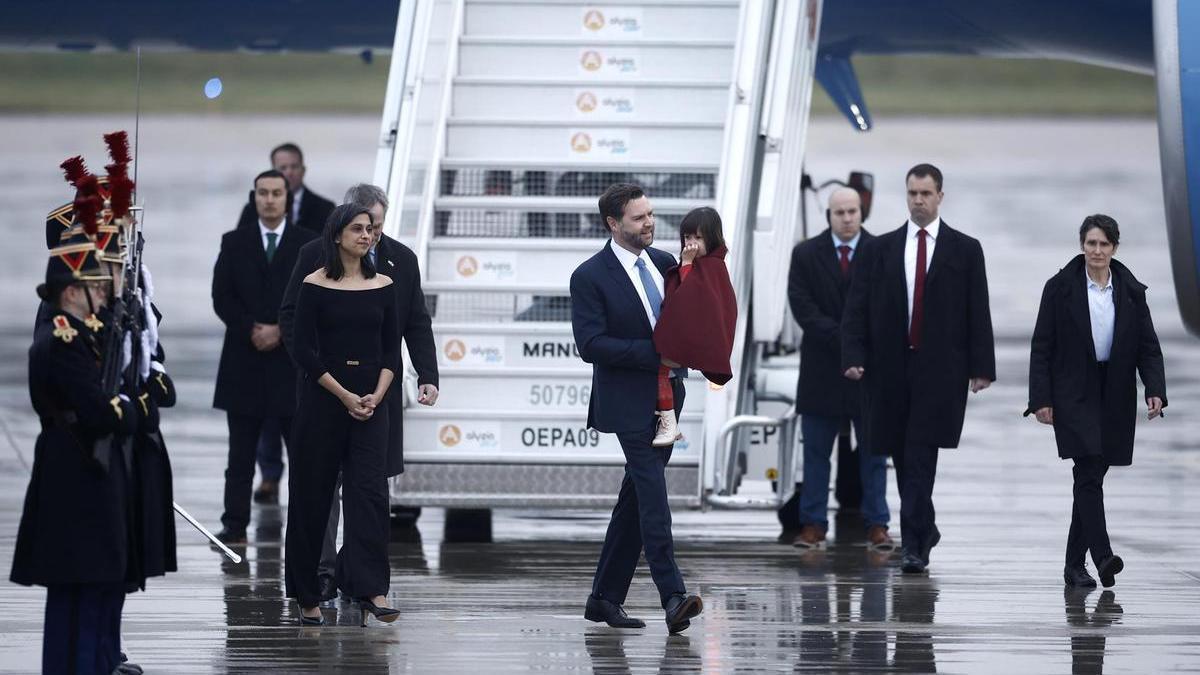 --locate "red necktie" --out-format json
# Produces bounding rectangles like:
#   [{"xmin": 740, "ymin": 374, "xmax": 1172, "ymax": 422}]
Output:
[
  {"xmin": 910, "ymin": 229, "xmax": 927, "ymax": 349},
  {"xmin": 837, "ymin": 245, "xmax": 851, "ymax": 277}
]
